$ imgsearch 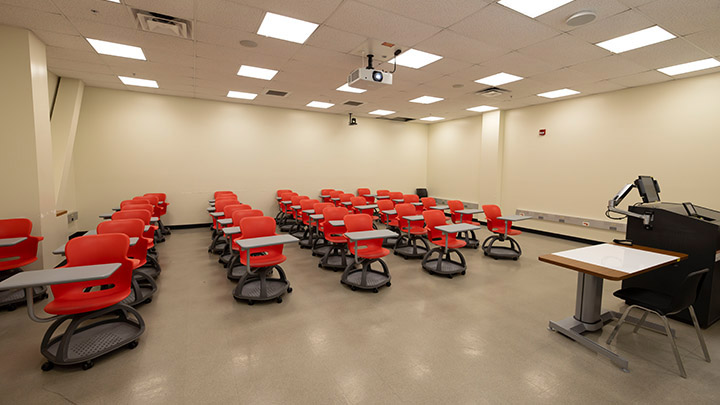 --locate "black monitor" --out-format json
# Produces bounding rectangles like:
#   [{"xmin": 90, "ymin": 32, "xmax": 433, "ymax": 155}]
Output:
[{"xmin": 635, "ymin": 175, "xmax": 661, "ymax": 203}]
